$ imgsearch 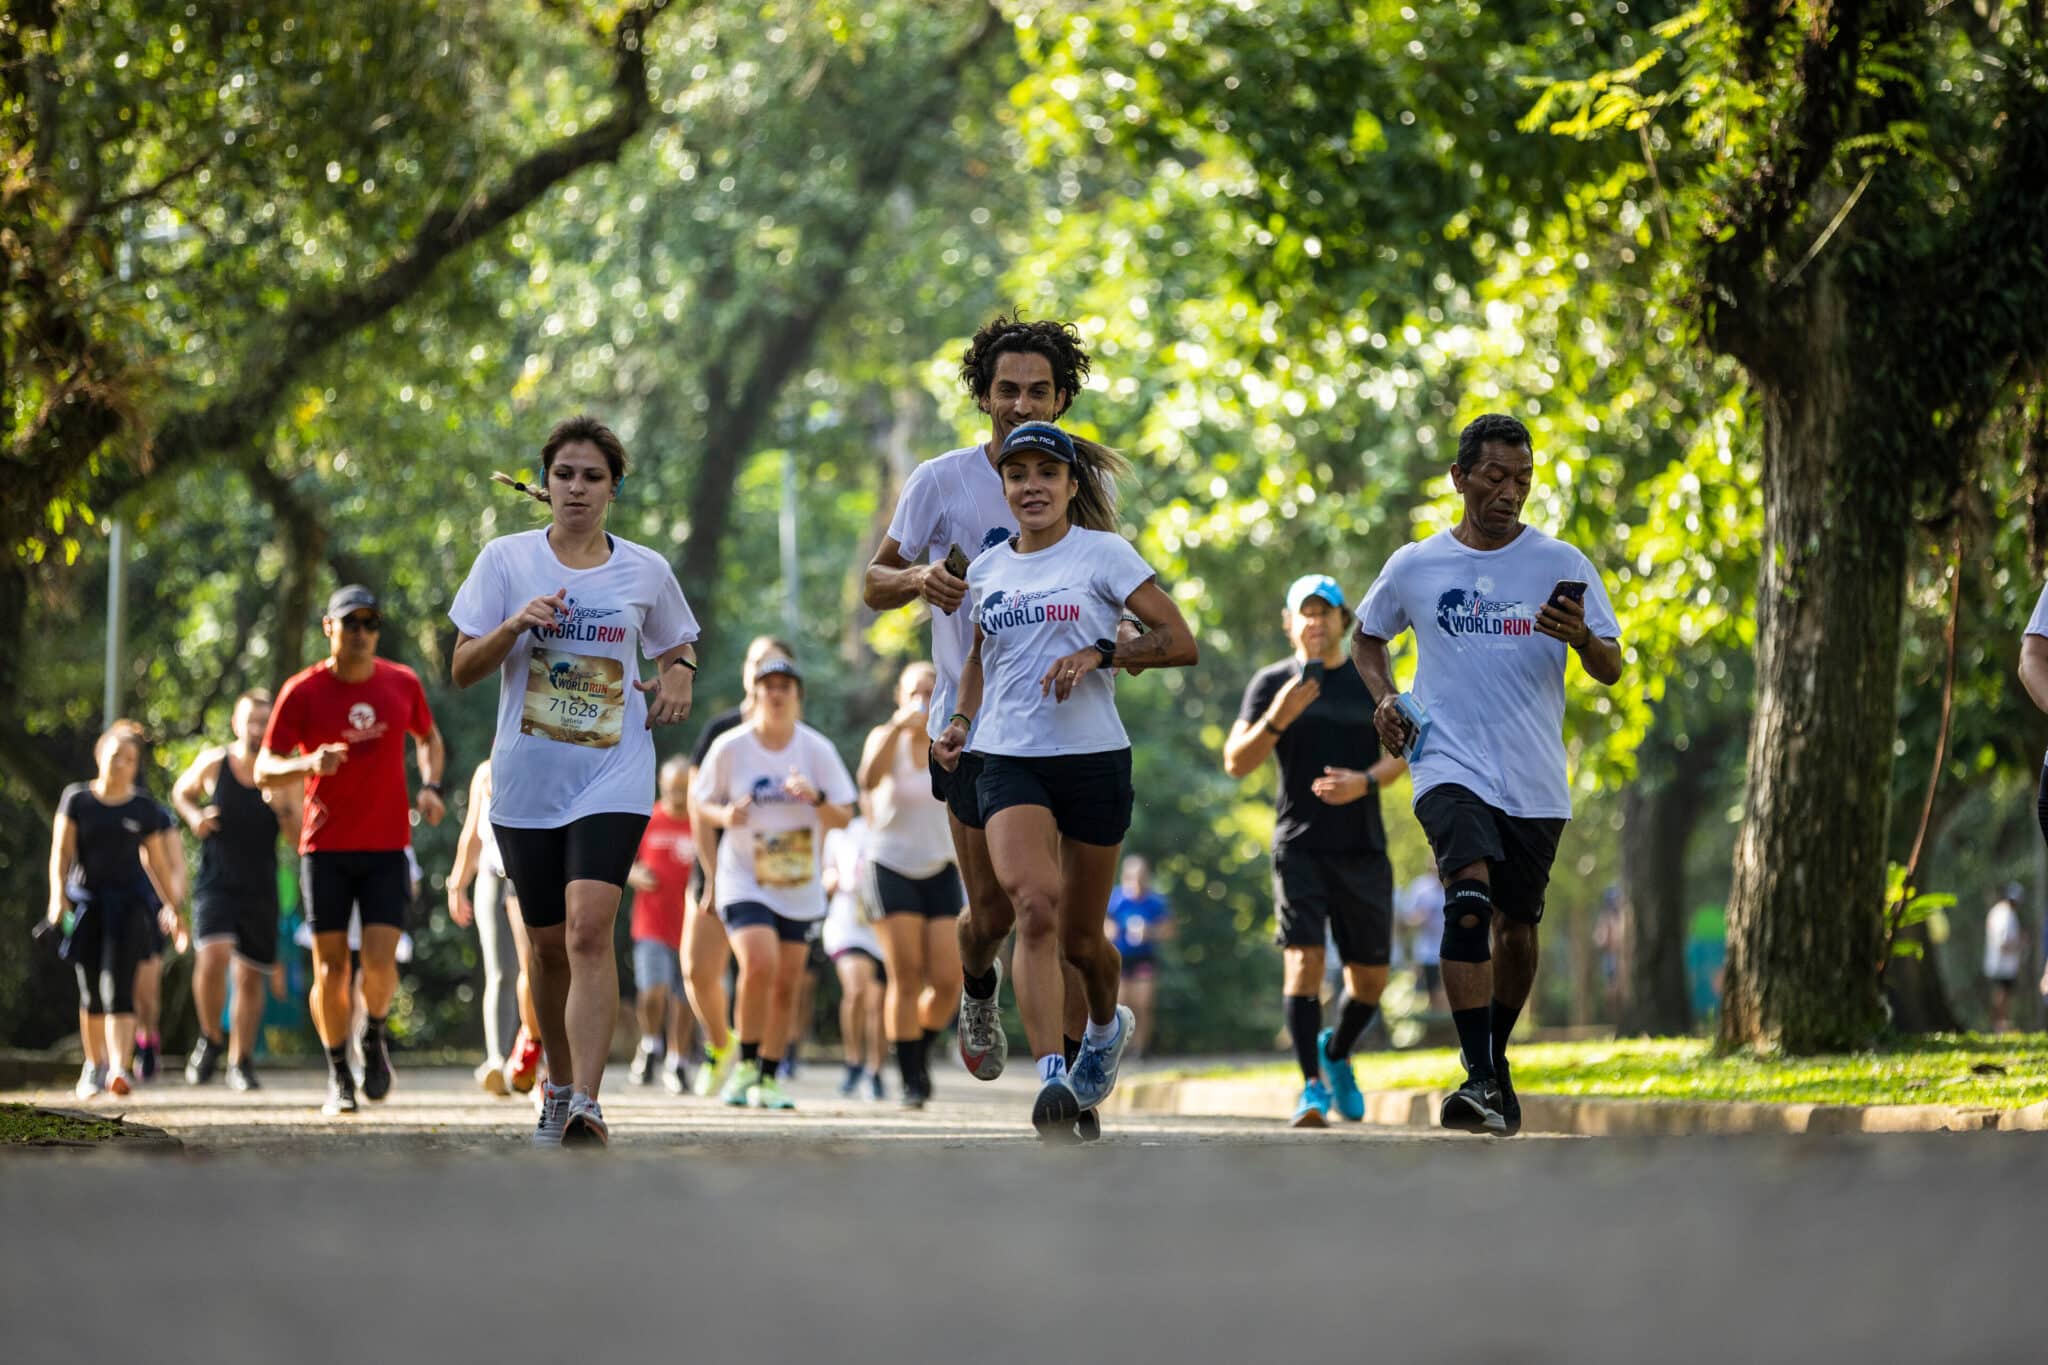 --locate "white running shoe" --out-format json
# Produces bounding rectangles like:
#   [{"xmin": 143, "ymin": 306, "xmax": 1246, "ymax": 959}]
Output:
[
  {"xmin": 958, "ymin": 960, "xmax": 1007, "ymax": 1082},
  {"xmin": 1066, "ymin": 1005, "xmax": 1135, "ymax": 1111},
  {"xmin": 106, "ymin": 1068, "xmax": 134, "ymax": 1098},
  {"xmin": 532, "ymin": 1081, "xmax": 572, "ymax": 1148},
  {"xmin": 75, "ymin": 1062, "xmax": 104, "ymax": 1100},
  {"xmin": 562, "ymin": 1093, "xmax": 610, "ymax": 1148}
]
